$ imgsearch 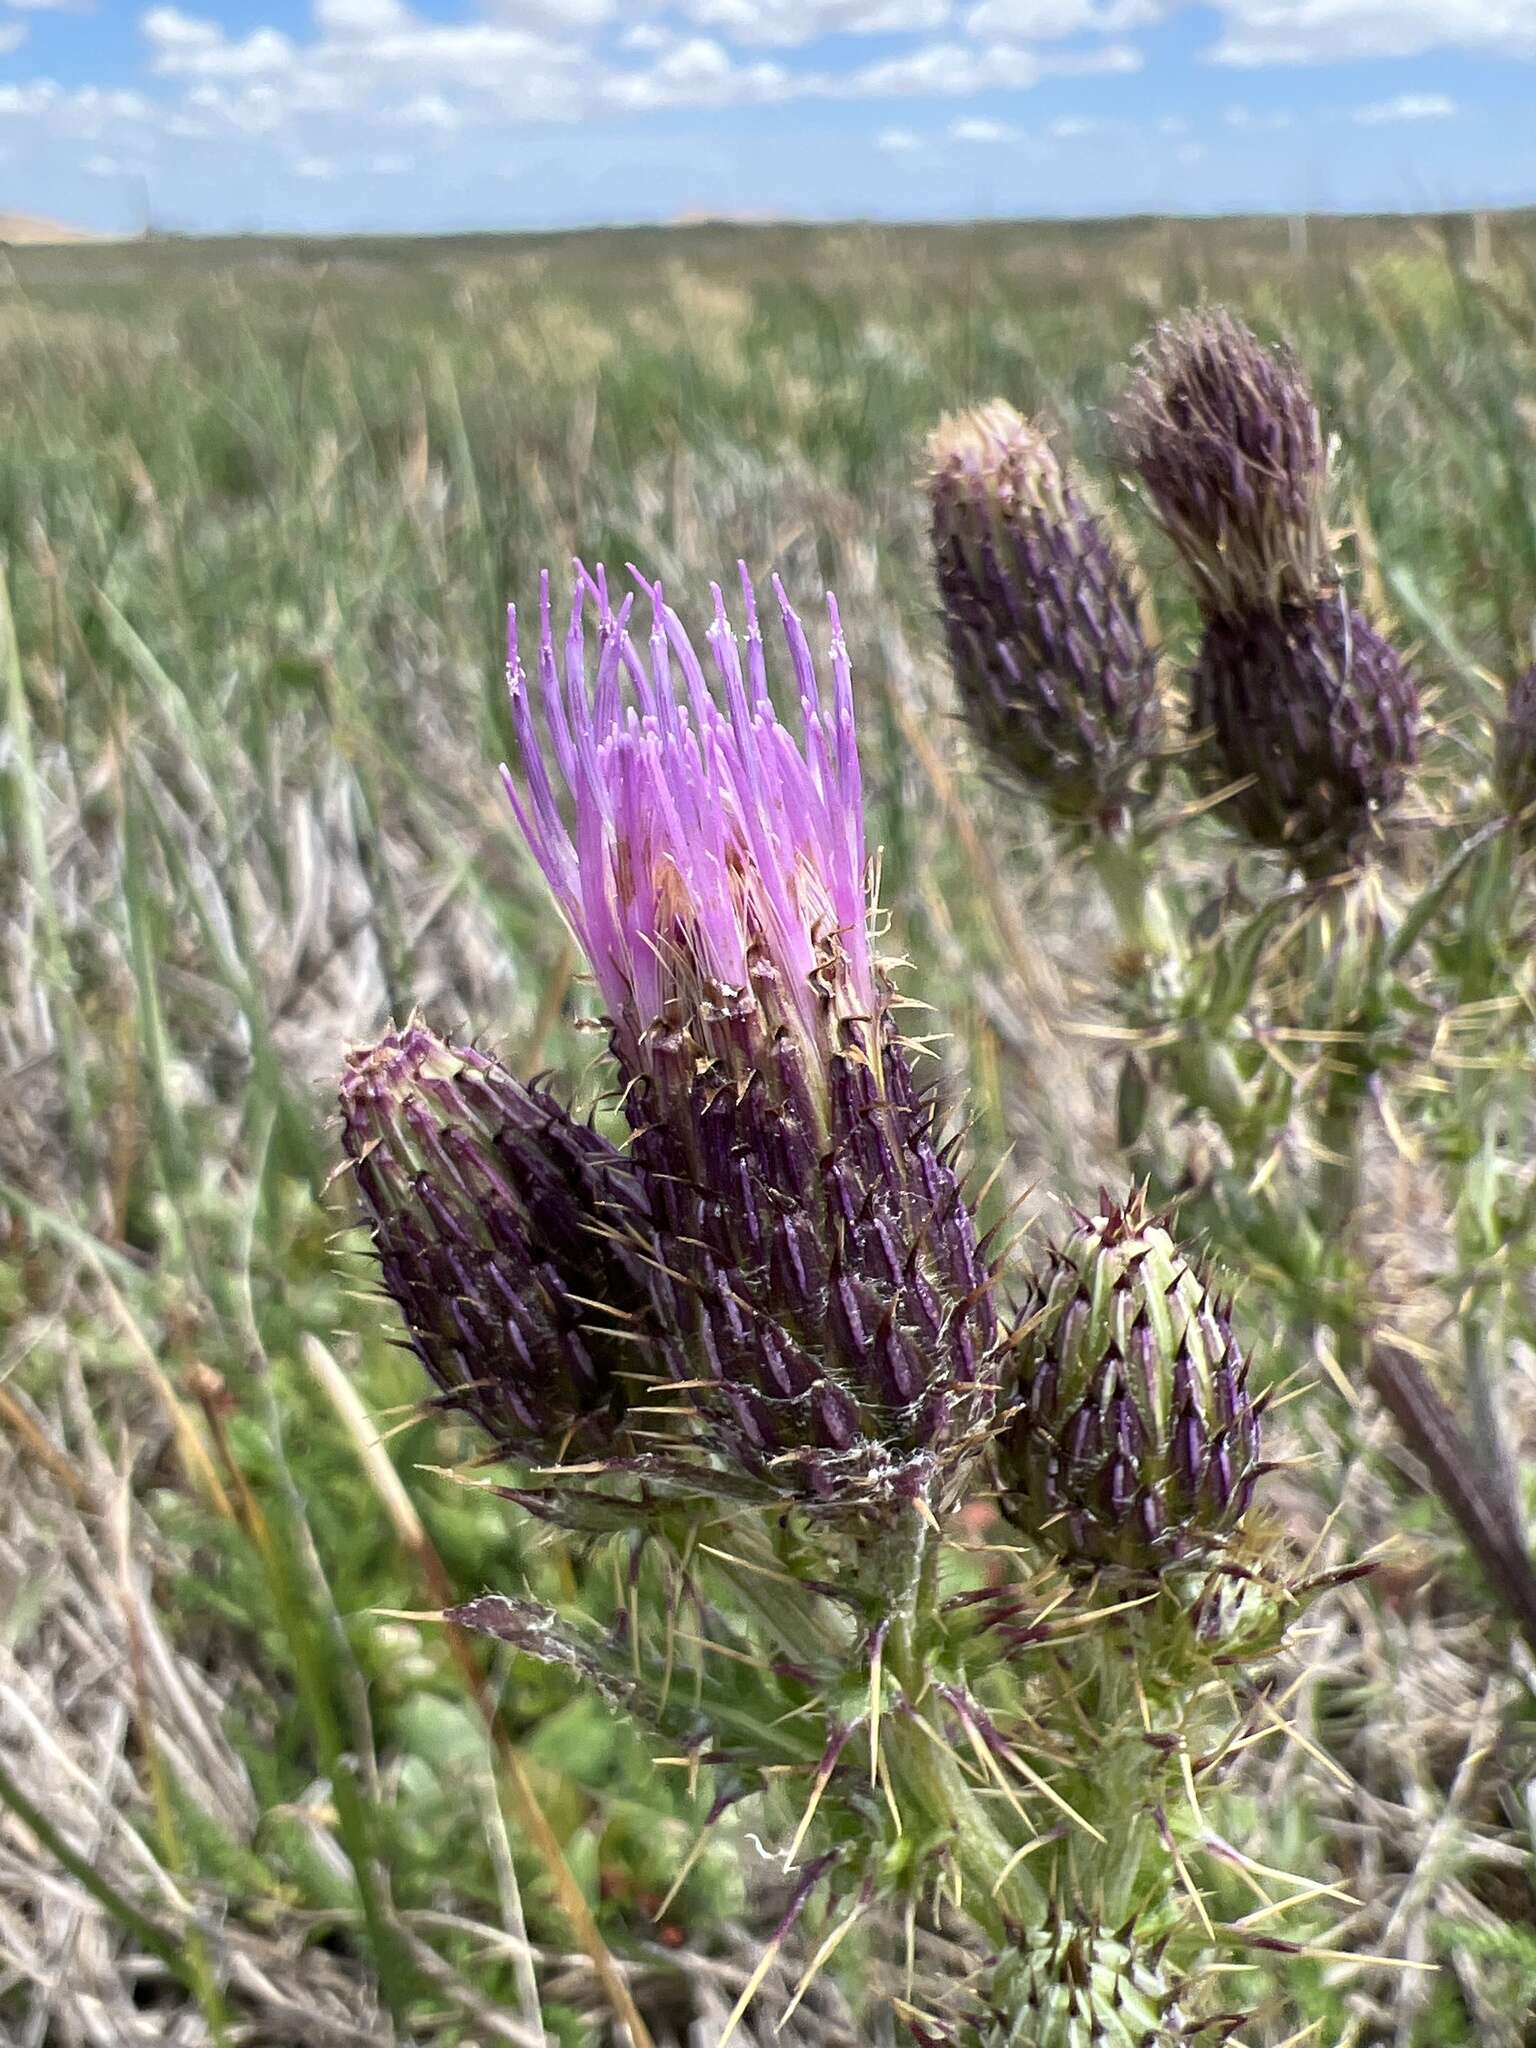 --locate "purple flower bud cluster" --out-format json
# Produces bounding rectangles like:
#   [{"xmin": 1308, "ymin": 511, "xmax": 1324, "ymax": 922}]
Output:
[
  {"xmin": 342, "ymin": 566, "xmax": 999, "ymax": 1513},
  {"xmin": 995, "ymin": 1197, "xmax": 1266, "ymax": 1575},
  {"xmin": 1119, "ymin": 310, "xmax": 1419, "ymax": 871},
  {"xmin": 927, "ymin": 404, "xmax": 1161, "ymax": 831}
]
